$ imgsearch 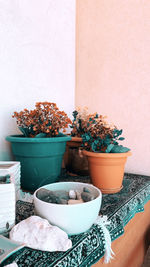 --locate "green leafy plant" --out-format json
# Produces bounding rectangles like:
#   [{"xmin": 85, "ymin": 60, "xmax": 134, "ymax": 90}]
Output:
[
  {"xmin": 70, "ymin": 108, "xmax": 131, "ymax": 153},
  {"xmin": 82, "ymin": 128, "xmax": 130, "ymax": 153}
]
